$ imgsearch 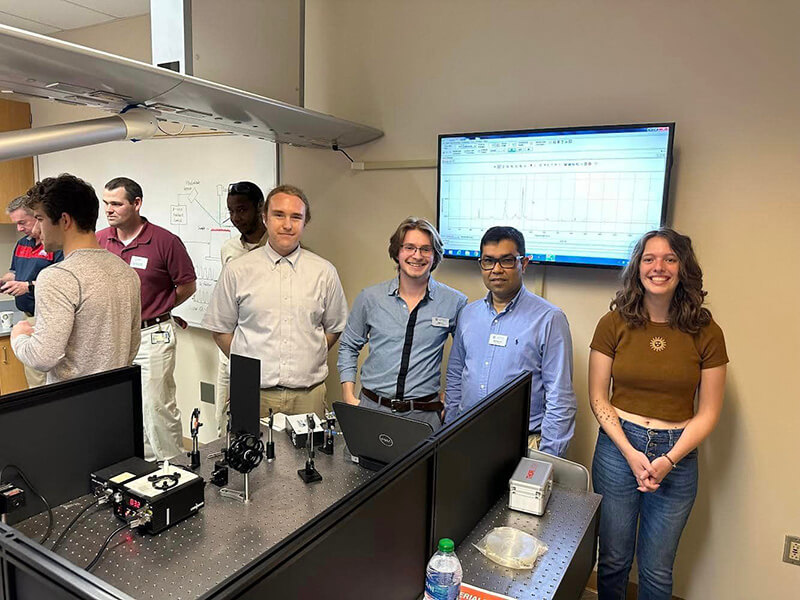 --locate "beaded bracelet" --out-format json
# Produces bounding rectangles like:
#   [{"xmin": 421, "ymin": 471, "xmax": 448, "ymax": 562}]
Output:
[{"xmin": 661, "ymin": 453, "xmax": 676, "ymax": 469}]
